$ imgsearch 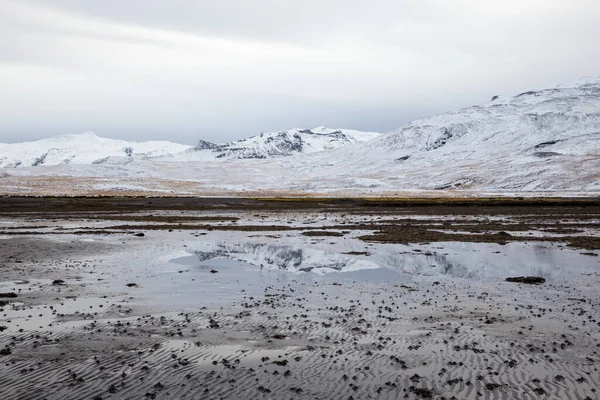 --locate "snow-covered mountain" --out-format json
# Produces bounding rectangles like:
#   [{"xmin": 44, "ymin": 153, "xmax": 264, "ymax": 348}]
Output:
[
  {"xmin": 0, "ymin": 127, "xmax": 381, "ymax": 167},
  {"xmin": 0, "ymin": 132, "xmax": 193, "ymax": 168},
  {"xmin": 1, "ymin": 77, "xmax": 599, "ymax": 195},
  {"xmin": 289, "ymin": 76, "xmax": 600, "ymax": 192},
  {"xmin": 168, "ymin": 127, "xmax": 381, "ymax": 161}
]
